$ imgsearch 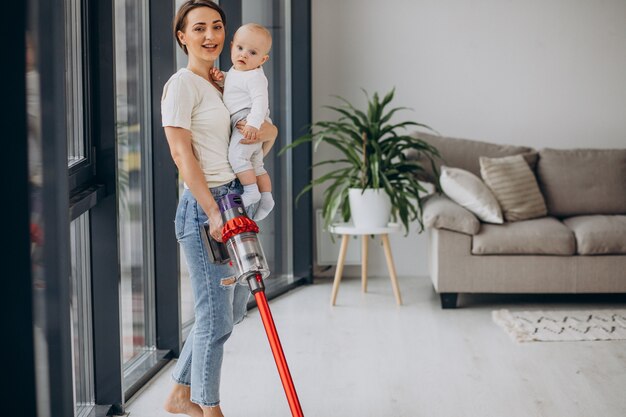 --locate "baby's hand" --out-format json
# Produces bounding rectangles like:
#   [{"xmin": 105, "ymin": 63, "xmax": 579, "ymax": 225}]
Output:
[
  {"xmin": 209, "ymin": 67, "xmax": 224, "ymax": 85},
  {"xmin": 243, "ymin": 125, "xmax": 259, "ymax": 141}
]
